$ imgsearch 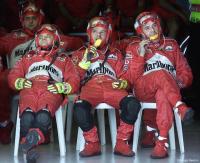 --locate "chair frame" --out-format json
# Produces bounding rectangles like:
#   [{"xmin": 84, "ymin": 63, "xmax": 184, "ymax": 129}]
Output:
[
  {"xmin": 132, "ymin": 102, "xmax": 184, "ymax": 153},
  {"xmin": 14, "ymin": 105, "xmax": 66, "ymax": 157}
]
